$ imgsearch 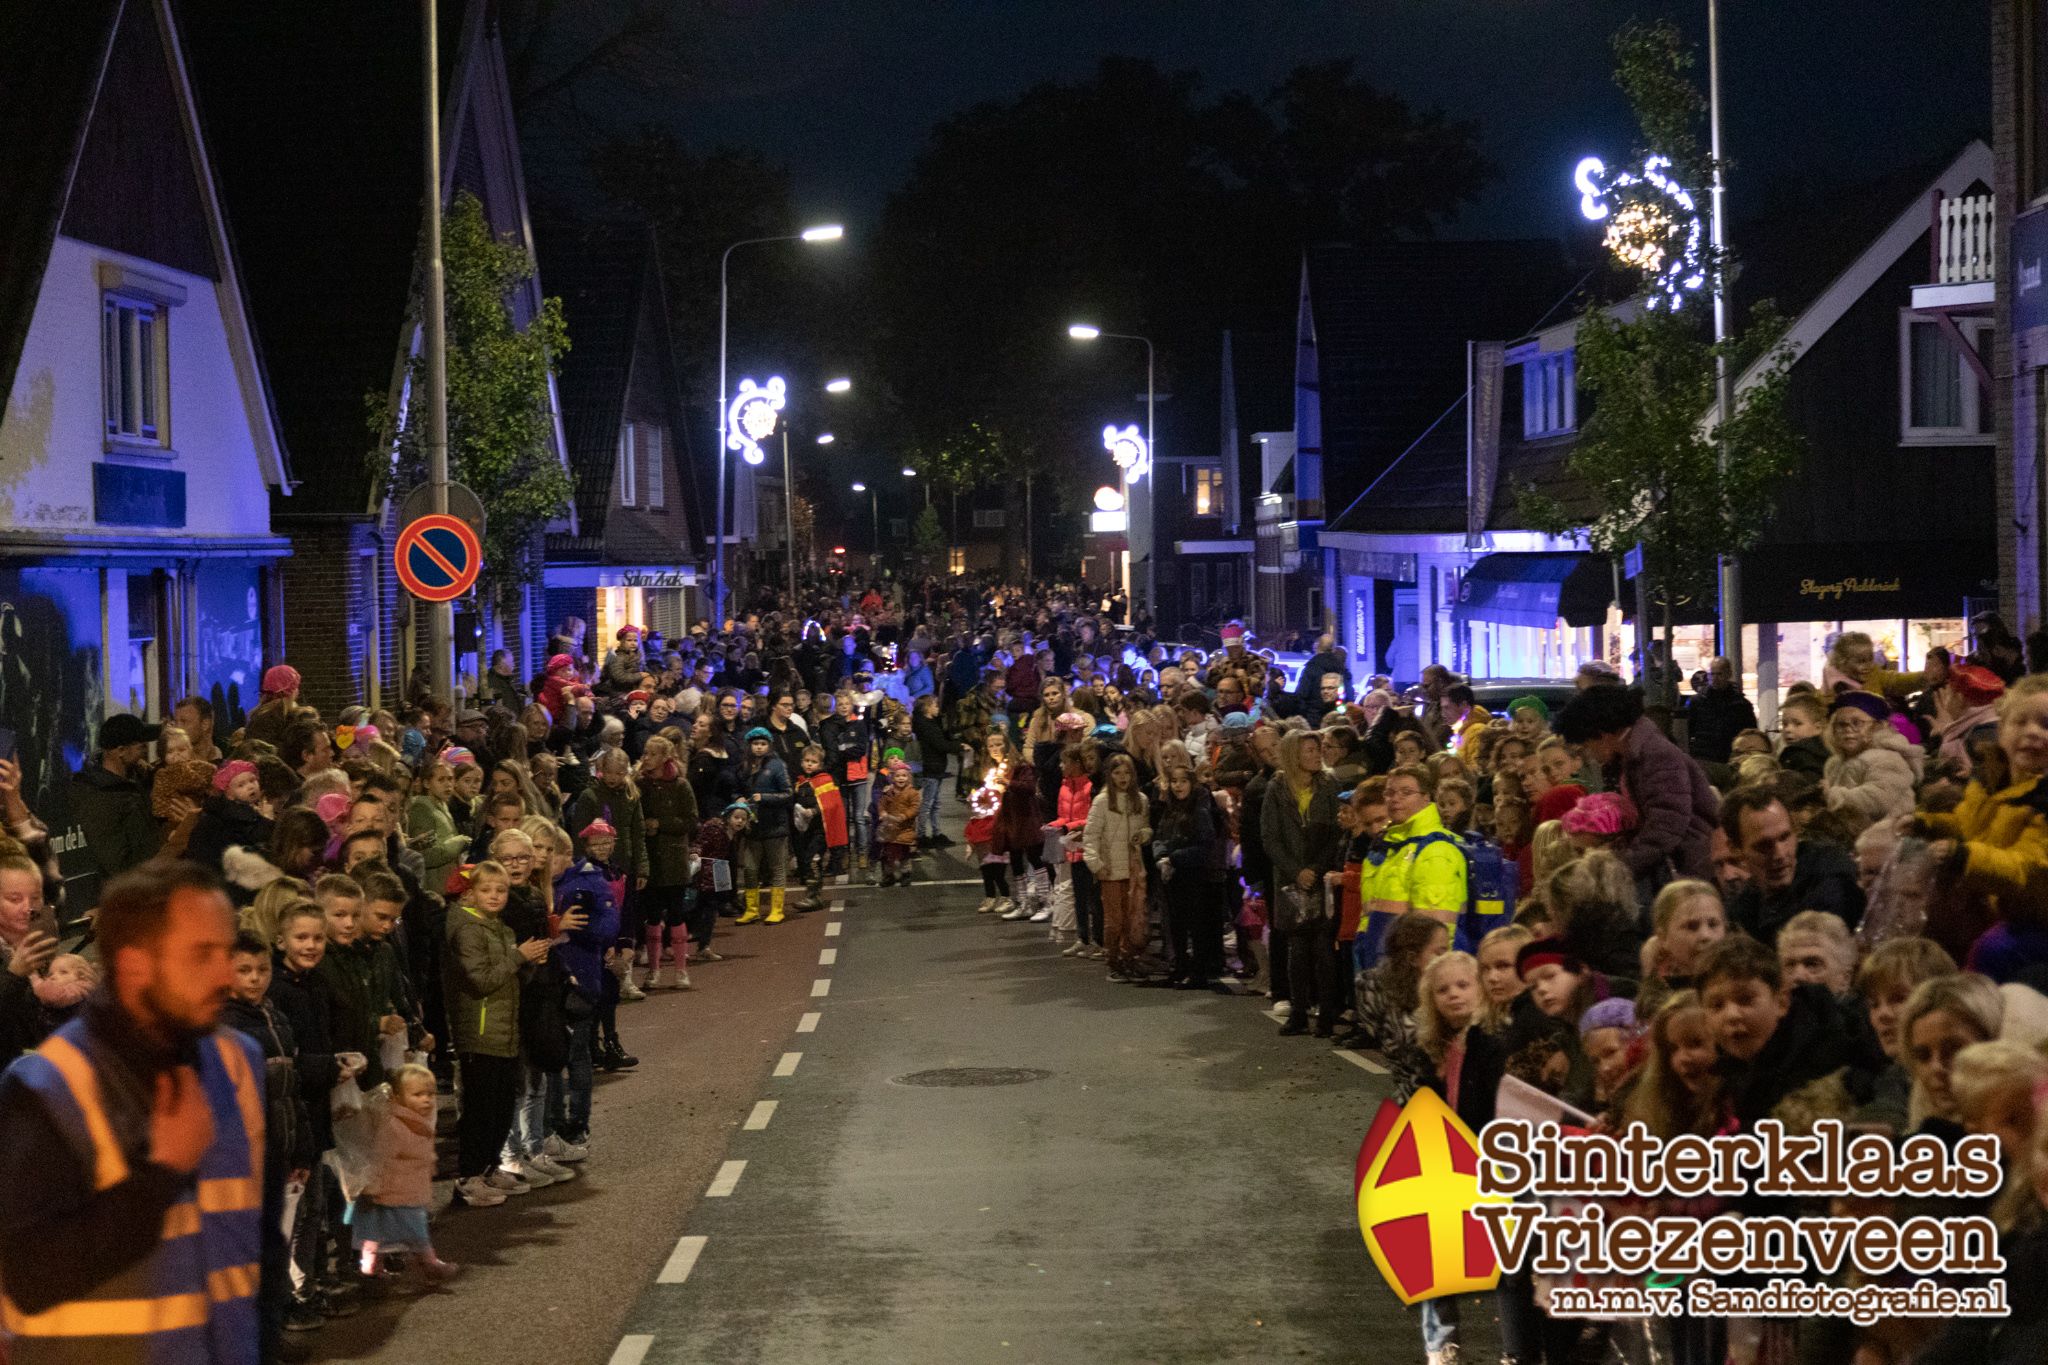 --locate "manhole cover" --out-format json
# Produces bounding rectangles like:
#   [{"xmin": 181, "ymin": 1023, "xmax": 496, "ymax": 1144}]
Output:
[{"xmin": 890, "ymin": 1067, "xmax": 1052, "ymax": 1088}]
